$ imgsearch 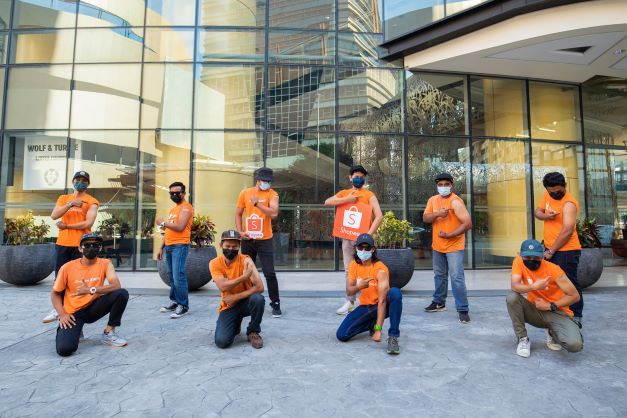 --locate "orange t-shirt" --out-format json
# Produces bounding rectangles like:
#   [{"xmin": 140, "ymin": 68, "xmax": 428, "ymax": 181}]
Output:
[
  {"xmin": 511, "ymin": 256, "xmax": 572, "ymax": 316},
  {"xmin": 53, "ymin": 258, "xmax": 111, "ymax": 314},
  {"xmin": 55, "ymin": 193, "xmax": 99, "ymax": 247},
  {"xmin": 237, "ymin": 187, "xmax": 279, "ymax": 240},
  {"xmin": 335, "ymin": 187, "xmax": 375, "ymax": 206},
  {"xmin": 164, "ymin": 201, "xmax": 193, "ymax": 246},
  {"xmin": 539, "ymin": 191, "xmax": 581, "ymax": 251},
  {"xmin": 209, "ymin": 254, "xmax": 253, "ymax": 312},
  {"xmin": 347, "ymin": 259, "xmax": 389, "ymax": 306},
  {"xmin": 425, "ymin": 193, "xmax": 466, "ymax": 253}
]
